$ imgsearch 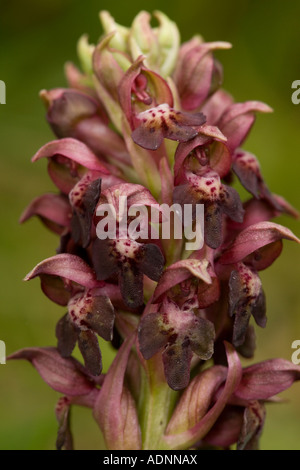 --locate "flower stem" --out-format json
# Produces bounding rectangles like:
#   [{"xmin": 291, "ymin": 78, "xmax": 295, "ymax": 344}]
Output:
[{"xmin": 138, "ymin": 354, "xmax": 178, "ymax": 450}]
